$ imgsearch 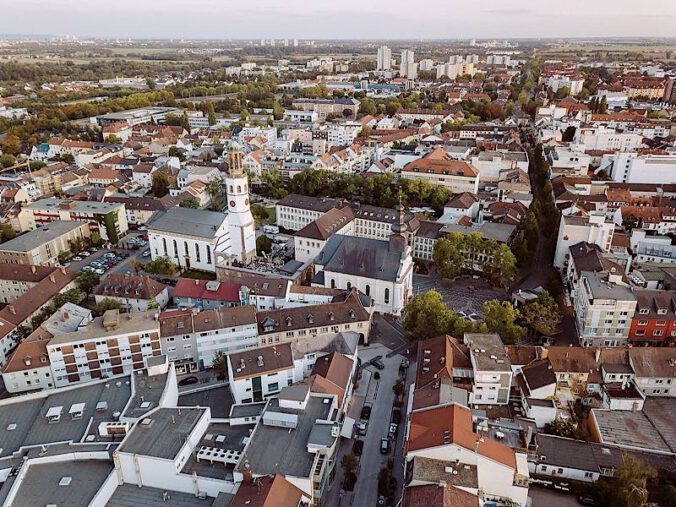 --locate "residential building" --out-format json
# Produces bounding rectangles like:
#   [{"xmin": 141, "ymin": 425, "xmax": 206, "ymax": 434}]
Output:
[
  {"xmin": 46, "ymin": 309, "xmax": 162, "ymax": 387},
  {"xmin": 257, "ymin": 290, "xmax": 372, "ymax": 347},
  {"xmin": 628, "ymin": 289, "xmax": 676, "ymax": 345},
  {"xmin": 94, "ymin": 274, "xmax": 169, "ymax": 312},
  {"xmin": 159, "ymin": 305, "xmax": 258, "ymax": 372},
  {"xmin": 574, "ymin": 126, "xmax": 643, "ymax": 152},
  {"xmin": 629, "ymin": 347, "xmax": 676, "ymax": 397},
  {"xmin": 276, "ymin": 194, "xmax": 342, "ymax": 232},
  {"xmin": 227, "ymin": 342, "xmax": 297, "ymax": 404},
  {"xmin": 0, "ymin": 220, "xmax": 90, "ymax": 266},
  {"xmin": 402, "ymin": 148, "xmax": 480, "ymax": 194},
  {"xmin": 290, "ymin": 98, "xmax": 360, "ymax": 120},
  {"xmin": 0, "ymin": 264, "xmax": 63, "ymax": 303},
  {"xmin": 574, "ymin": 271, "xmax": 637, "ymax": 347},
  {"xmin": 553, "ymin": 213, "xmax": 615, "ymax": 269},
  {"xmin": 465, "ymin": 333, "xmax": 513, "ymax": 405},
  {"xmin": 404, "ymin": 403, "xmax": 529, "ymax": 506},
  {"xmin": 1, "ymin": 336, "xmax": 53, "ymax": 393},
  {"xmin": 400, "ymin": 49, "xmax": 417, "ymax": 79},
  {"xmin": 377, "ymin": 45, "xmax": 392, "ymax": 71},
  {"xmin": 20, "ymin": 198, "xmax": 128, "ymax": 242},
  {"xmin": 294, "ymin": 207, "xmax": 355, "ymax": 263},
  {"xmin": 607, "ymin": 152, "xmax": 676, "ymax": 185},
  {"xmin": 172, "ymin": 278, "xmax": 242, "ymax": 310}
]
